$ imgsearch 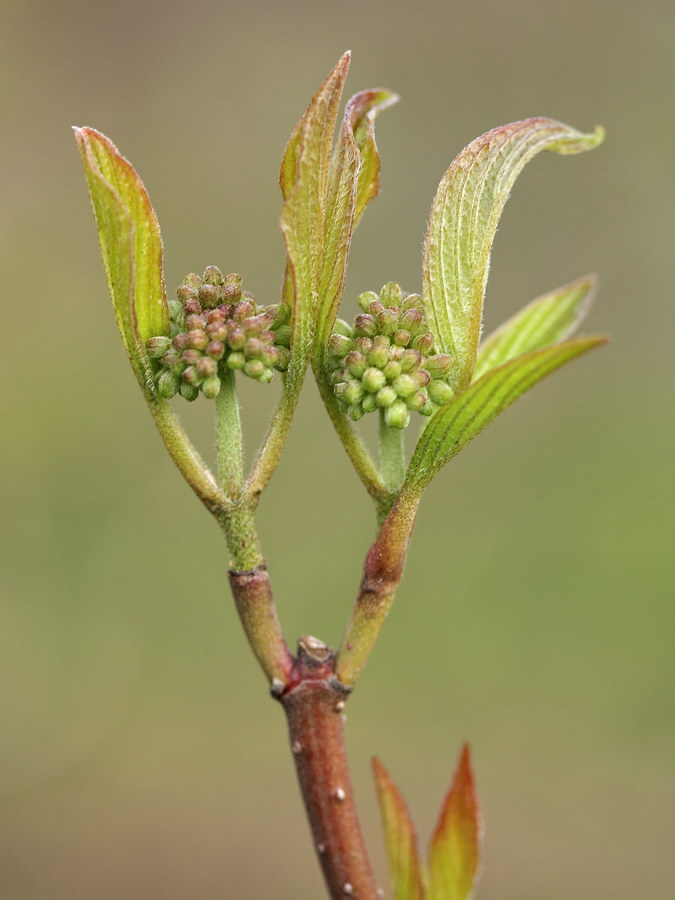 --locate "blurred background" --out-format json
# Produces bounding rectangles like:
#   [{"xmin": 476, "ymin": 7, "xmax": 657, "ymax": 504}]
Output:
[{"xmin": 1, "ymin": 0, "xmax": 673, "ymax": 896}]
